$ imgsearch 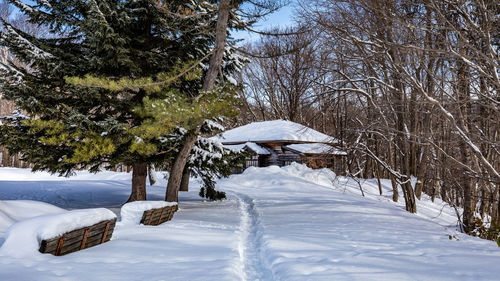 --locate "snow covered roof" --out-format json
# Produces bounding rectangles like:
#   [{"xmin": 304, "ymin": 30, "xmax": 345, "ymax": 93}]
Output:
[
  {"xmin": 216, "ymin": 120, "xmax": 337, "ymax": 144},
  {"xmin": 285, "ymin": 143, "xmax": 347, "ymax": 155},
  {"xmin": 225, "ymin": 142, "xmax": 271, "ymax": 155}
]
